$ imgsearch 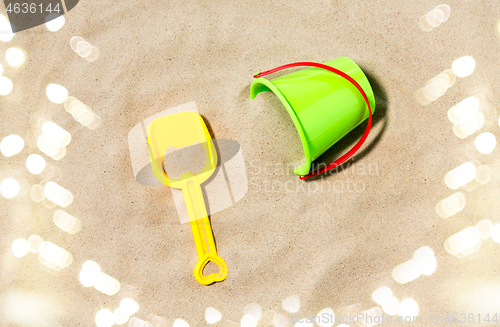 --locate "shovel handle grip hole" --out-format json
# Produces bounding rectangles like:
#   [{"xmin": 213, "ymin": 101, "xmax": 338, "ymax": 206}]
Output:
[{"xmin": 194, "ymin": 253, "xmax": 227, "ymax": 285}]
